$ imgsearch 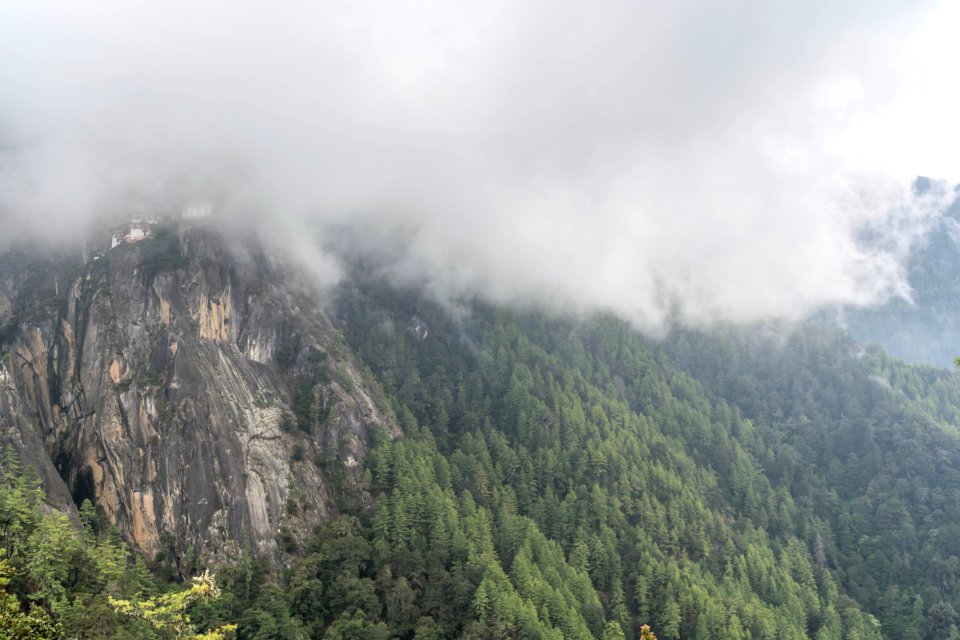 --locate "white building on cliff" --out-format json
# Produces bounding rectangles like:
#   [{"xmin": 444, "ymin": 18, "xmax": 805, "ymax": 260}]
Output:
[
  {"xmin": 182, "ymin": 202, "xmax": 212, "ymax": 219},
  {"xmin": 111, "ymin": 216, "xmax": 159, "ymax": 248}
]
